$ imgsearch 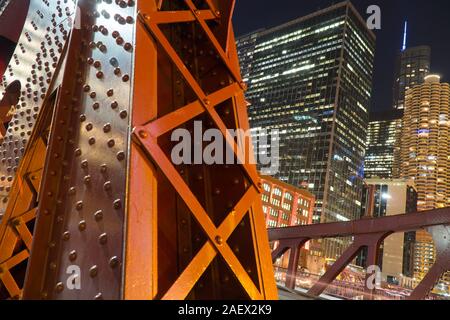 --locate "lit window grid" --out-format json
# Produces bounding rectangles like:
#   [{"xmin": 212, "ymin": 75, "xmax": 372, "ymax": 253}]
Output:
[
  {"xmin": 238, "ymin": 2, "xmax": 375, "ymax": 259},
  {"xmin": 364, "ymin": 118, "xmax": 402, "ymax": 179},
  {"xmin": 392, "ymin": 46, "xmax": 431, "ymax": 110},
  {"xmin": 260, "ymin": 178, "xmax": 314, "ymax": 229},
  {"xmin": 399, "ymin": 78, "xmax": 450, "ymax": 282}
]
